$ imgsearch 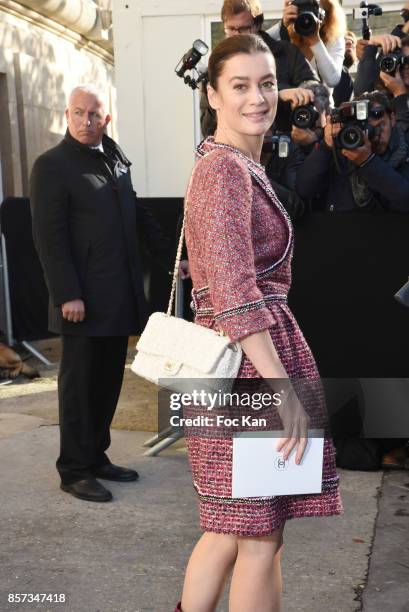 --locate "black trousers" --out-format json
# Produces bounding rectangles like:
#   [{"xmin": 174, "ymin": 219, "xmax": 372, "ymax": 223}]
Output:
[{"xmin": 57, "ymin": 335, "xmax": 128, "ymax": 484}]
